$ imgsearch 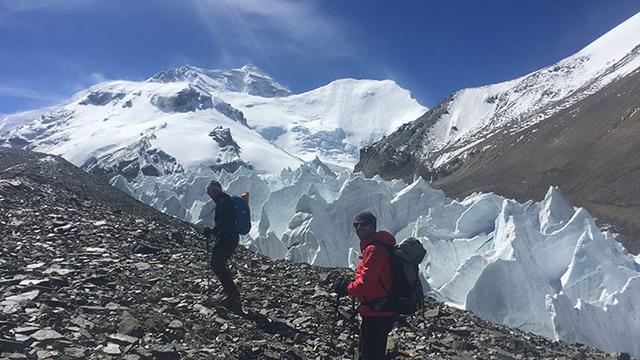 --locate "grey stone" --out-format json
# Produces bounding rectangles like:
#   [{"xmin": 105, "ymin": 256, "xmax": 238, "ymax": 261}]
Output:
[
  {"xmin": 64, "ymin": 346, "xmax": 88, "ymax": 358},
  {"xmin": 30, "ymin": 329, "xmax": 64, "ymax": 341},
  {"xmin": 168, "ymin": 320, "xmax": 183, "ymax": 330},
  {"xmin": 4, "ymin": 290, "xmax": 39, "ymax": 303},
  {"xmin": 103, "ymin": 342, "xmax": 122, "ymax": 355},
  {"xmin": 119, "ymin": 312, "xmax": 143, "ymax": 337},
  {"xmin": 13, "ymin": 325, "xmax": 40, "ymax": 334},
  {"xmin": 0, "ymin": 338, "xmax": 29, "ymax": 352},
  {"xmin": 107, "ymin": 333, "xmax": 139, "ymax": 345}
]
